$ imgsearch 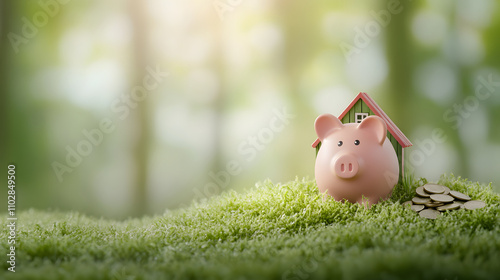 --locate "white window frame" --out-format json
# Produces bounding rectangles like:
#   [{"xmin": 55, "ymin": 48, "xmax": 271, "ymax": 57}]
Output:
[{"xmin": 355, "ymin": 113, "xmax": 368, "ymax": 123}]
